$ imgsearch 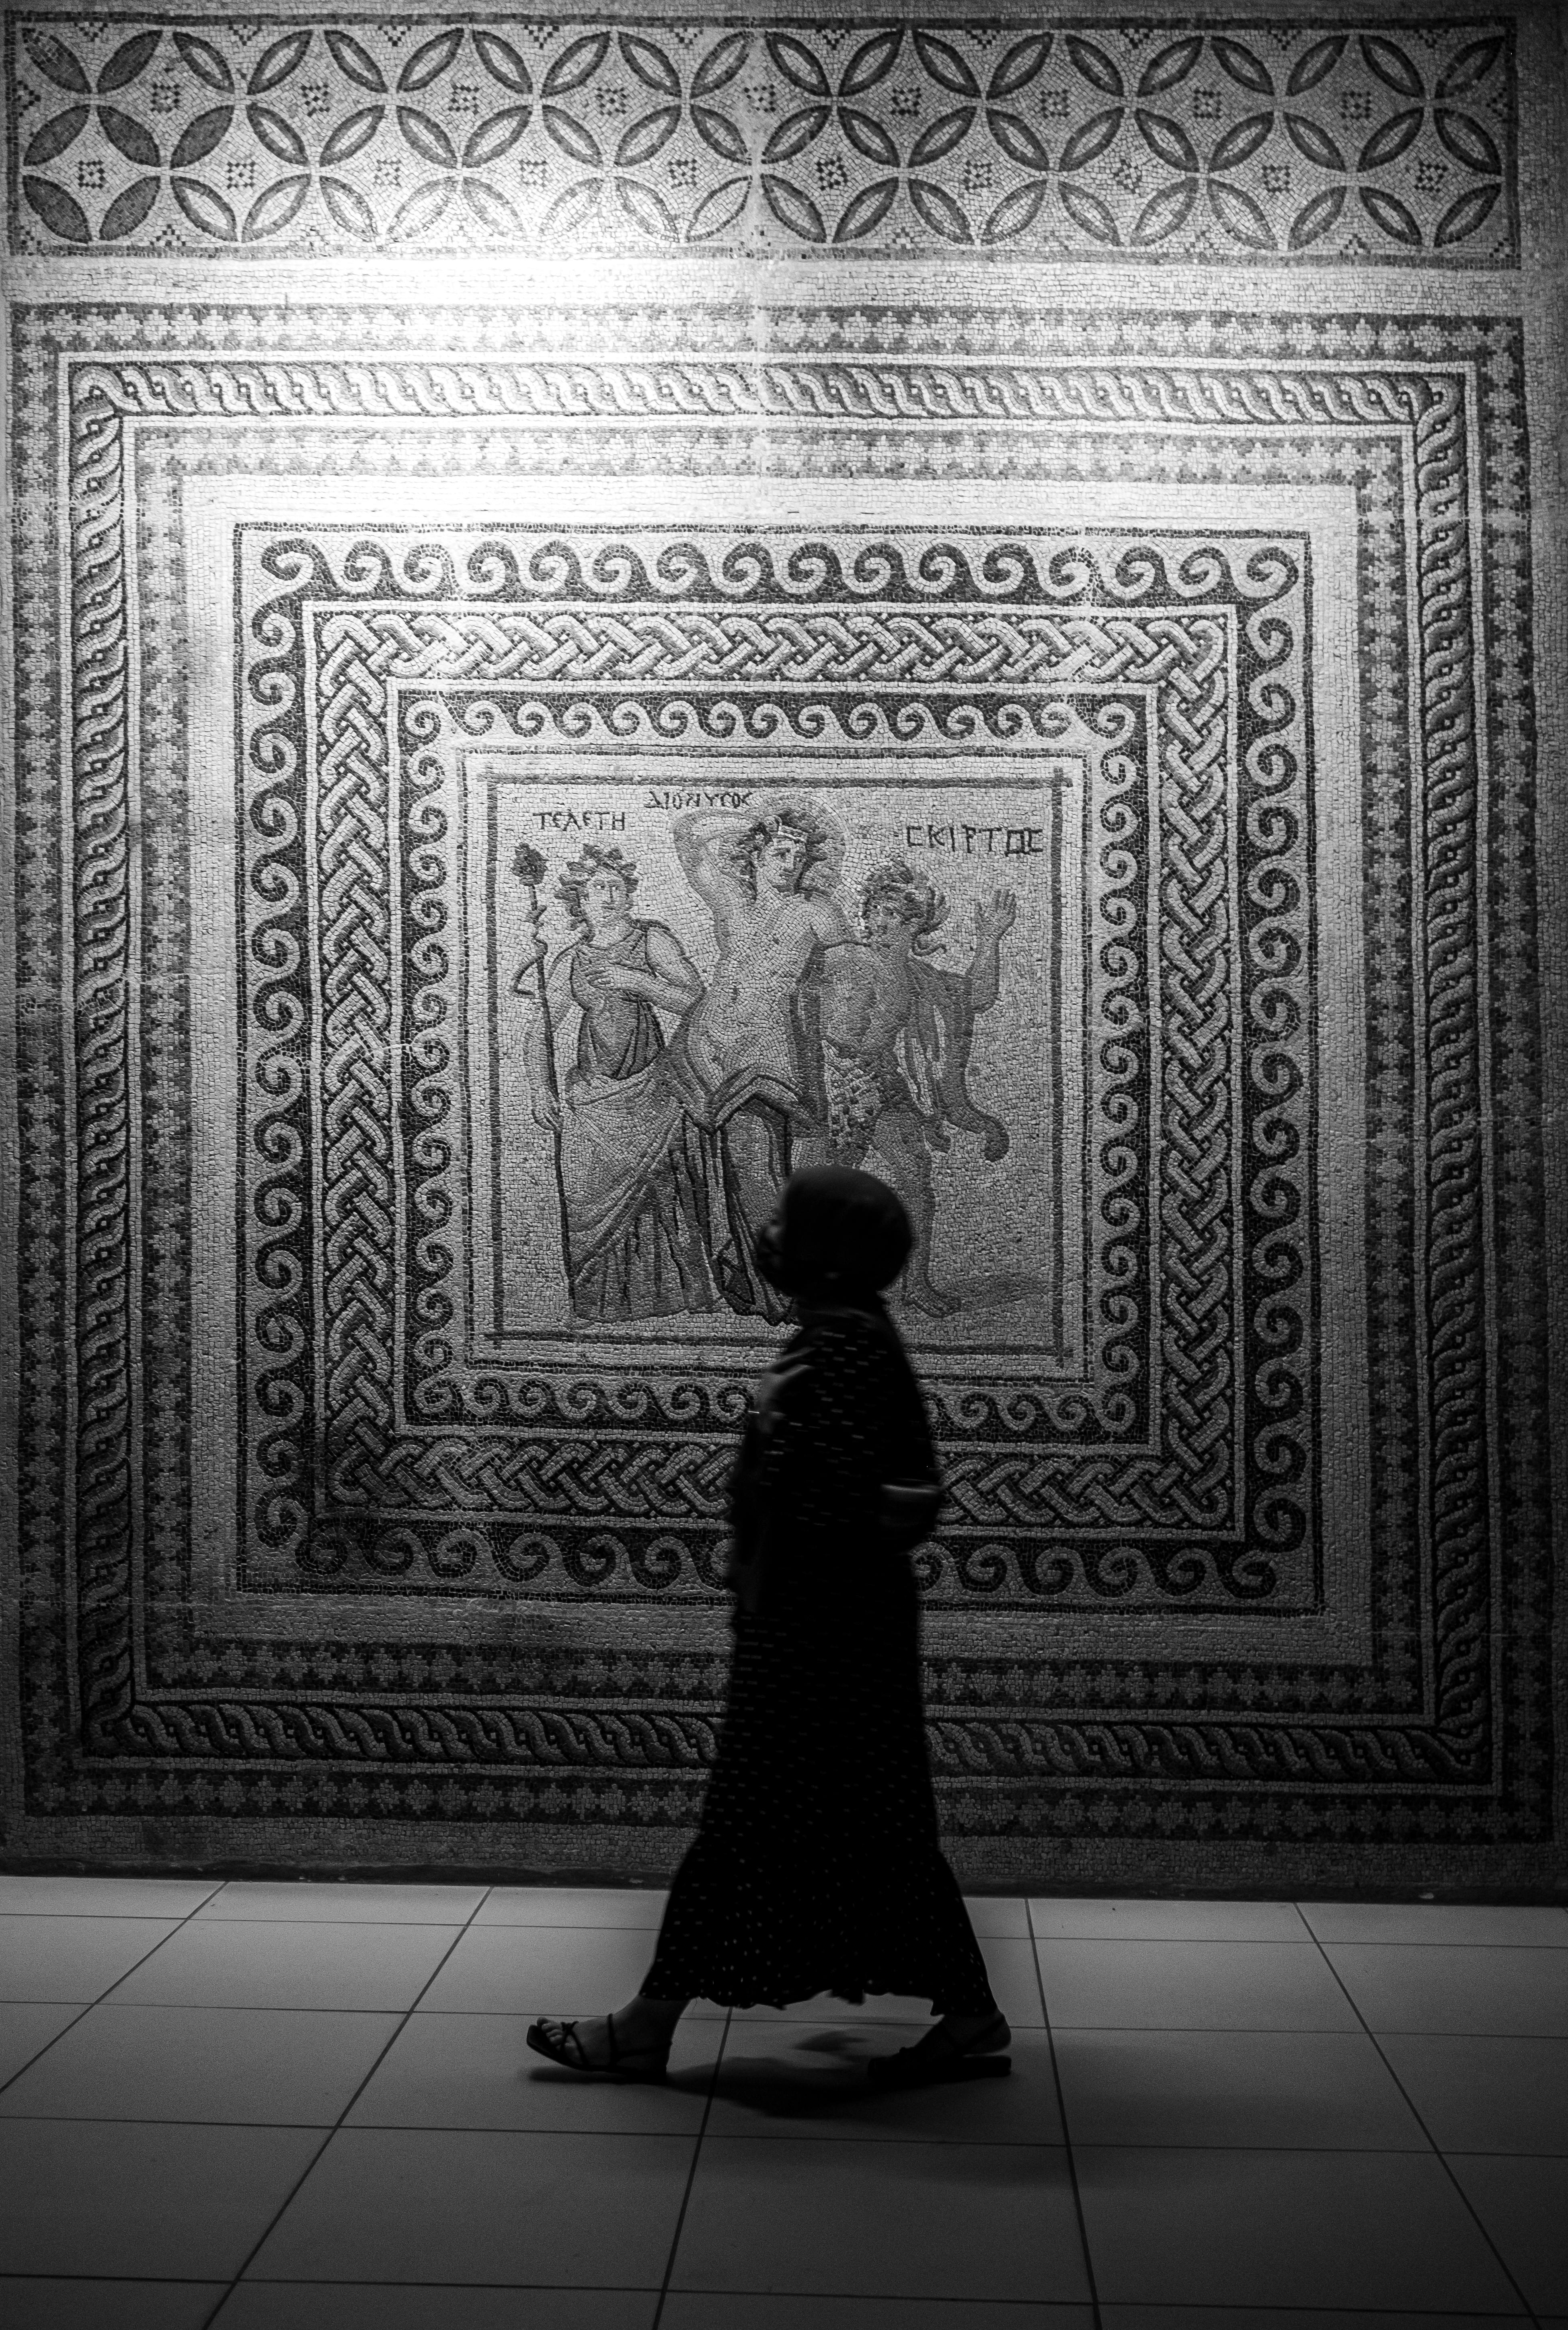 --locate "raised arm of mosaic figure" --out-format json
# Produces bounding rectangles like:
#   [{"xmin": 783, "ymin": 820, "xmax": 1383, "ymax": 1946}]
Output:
[
  {"xmin": 965, "ymin": 887, "xmax": 1018, "ymax": 1015},
  {"xmin": 672, "ymin": 808, "xmax": 749, "ymax": 918}
]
